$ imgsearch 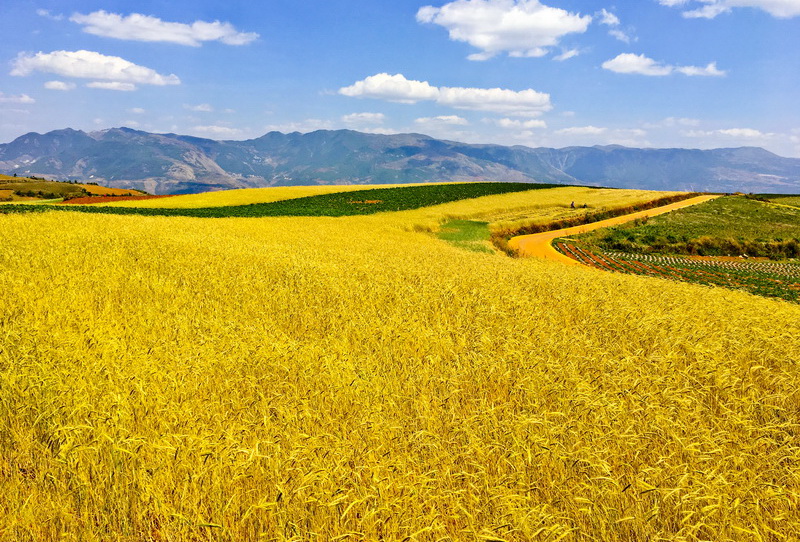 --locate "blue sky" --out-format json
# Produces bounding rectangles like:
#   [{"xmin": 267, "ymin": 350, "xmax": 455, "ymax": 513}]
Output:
[{"xmin": 1, "ymin": 0, "xmax": 798, "ymax": 156}]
